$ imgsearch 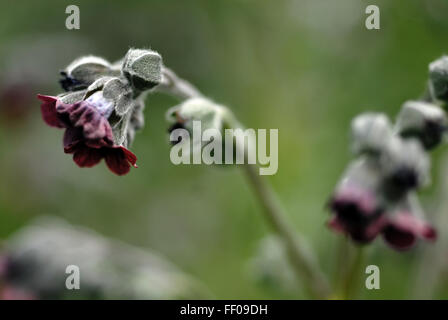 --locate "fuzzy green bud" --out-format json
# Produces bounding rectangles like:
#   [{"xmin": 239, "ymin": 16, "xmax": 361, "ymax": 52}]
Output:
[
  {"xmin": 396, "ymin": 100, "xmax": 446, "ymax": 150},
  {"xmin": 122, "ymin": 48, "xmax": 162, "ymax": 91},
  {"xmin": 351, "ymin": 113, "xmax": 393, "ymax": 156},
  {"xmin": 429, "ymin": 56, "xmax": 448, "ymax": 102}
]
